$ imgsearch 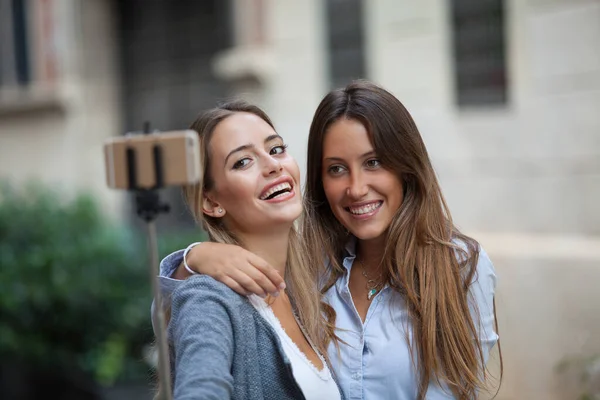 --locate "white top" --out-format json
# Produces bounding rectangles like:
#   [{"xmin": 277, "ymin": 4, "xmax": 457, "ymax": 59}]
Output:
[{"xmin": 248, "ymin": 295, "xmax": 342, "ymax": 400}]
